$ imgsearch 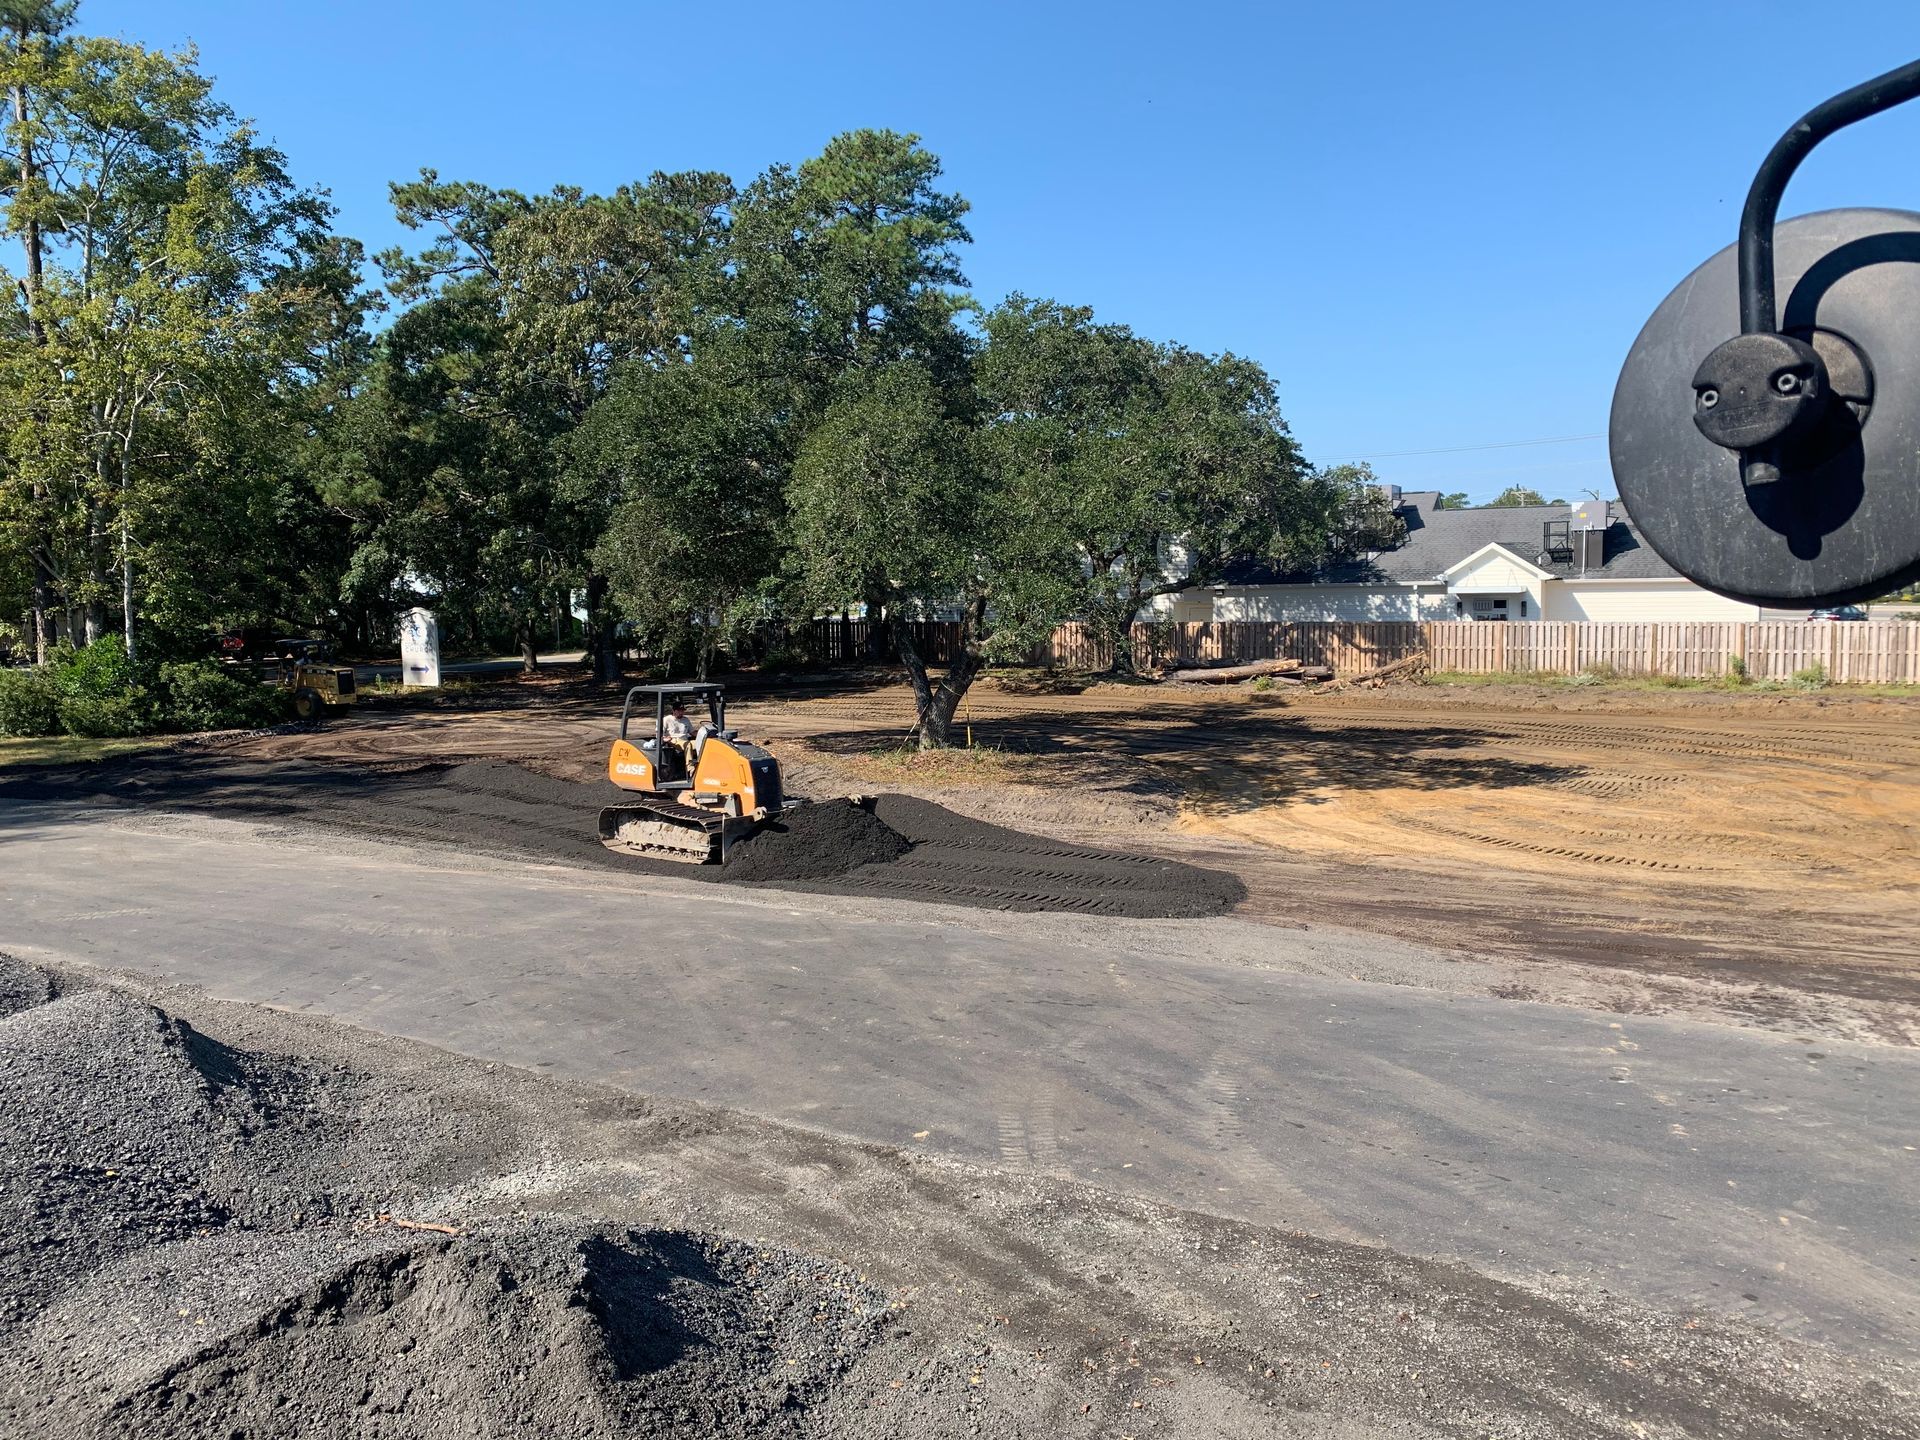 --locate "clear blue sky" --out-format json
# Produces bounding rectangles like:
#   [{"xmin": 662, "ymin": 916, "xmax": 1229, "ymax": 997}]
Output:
[{"xmin": 87, "ymin": 0, "xmax": 1920, "ymax": 503}]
